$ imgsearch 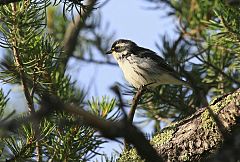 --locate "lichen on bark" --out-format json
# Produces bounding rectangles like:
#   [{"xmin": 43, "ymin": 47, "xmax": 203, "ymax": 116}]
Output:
[{"xmin": 117, "ymin": 89, "xmax": 240, "ymax": 162}]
